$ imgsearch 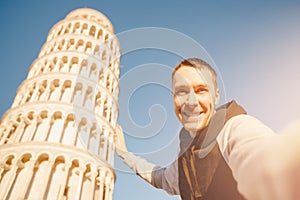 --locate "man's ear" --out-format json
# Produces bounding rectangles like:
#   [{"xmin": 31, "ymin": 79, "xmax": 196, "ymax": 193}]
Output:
[
  {"xmin": 173, "ymin": 94, "xmax": 182, "ymax": 121},
  {"xmin": 214, "ymin": 88, "xmax": 220, "ymax": 105}
]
